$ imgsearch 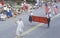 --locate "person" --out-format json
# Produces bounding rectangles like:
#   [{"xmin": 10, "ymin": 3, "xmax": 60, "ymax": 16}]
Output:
[
  {"xmin": 0, "ymin": 14, "xmax": 7, "ymax": 21},
  {"xmin": 29, "ymin": 10, "xmax": 33, "ymax": 23},
  {"xmin": 20, "ymin": 1, "xmax": 26, "ymax": 13},
  {"xmin": 22, "ymin": 1, "xmax": 29, "ymax": 12},
  {"xmin": 35, "ymin": 0, "xmax": 40, "ymax": 6},
  {"xmin": 54, "ymin": 6, "xmax": 58, "ymax": 15},
  {"xmin": 15, "ymin": 18, "xmax": 24, "ymax": 38},
  {"xmin": 45, "ymin": 3, "xmax": 49, "ymax": 15},
  {"xmin": 24, "ymin": 4, "xmax": 29, "ymax": 11},
  {"xmin": 0, "ymin": 4, "xmax": 7, "ymax": 21},
  {"xmin": 47, "ymin": 14, "xmax": 51, "ymax": 28},
  {"xmin": 47, "ymin": 6, "xmax": 52, "ymax": 28},
  {"xmin": 3, "ymin": 5, "xmax": 7, "ymax": 11},
  {"xmin": 7, "ymin": 6, "xmax": 12, "ymax": 17}
]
